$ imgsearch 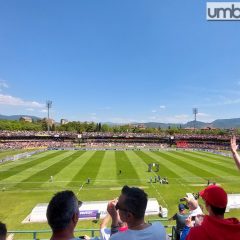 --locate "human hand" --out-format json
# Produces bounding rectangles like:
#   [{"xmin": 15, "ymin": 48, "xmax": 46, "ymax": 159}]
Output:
[
  {"xmin": 107, "ymin": 200, "xmax": 118, "ymax": 219},
  {"xmin": 230, "ymin": 135, "xmax": 238, "ymax": 153},
  {"xmin": 195, "ymin": 214, "xmax": 204, "ymax": 226},
  {"xmin": 185, "ymin": 216, "xmax": 194, "ymax": 228}
]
